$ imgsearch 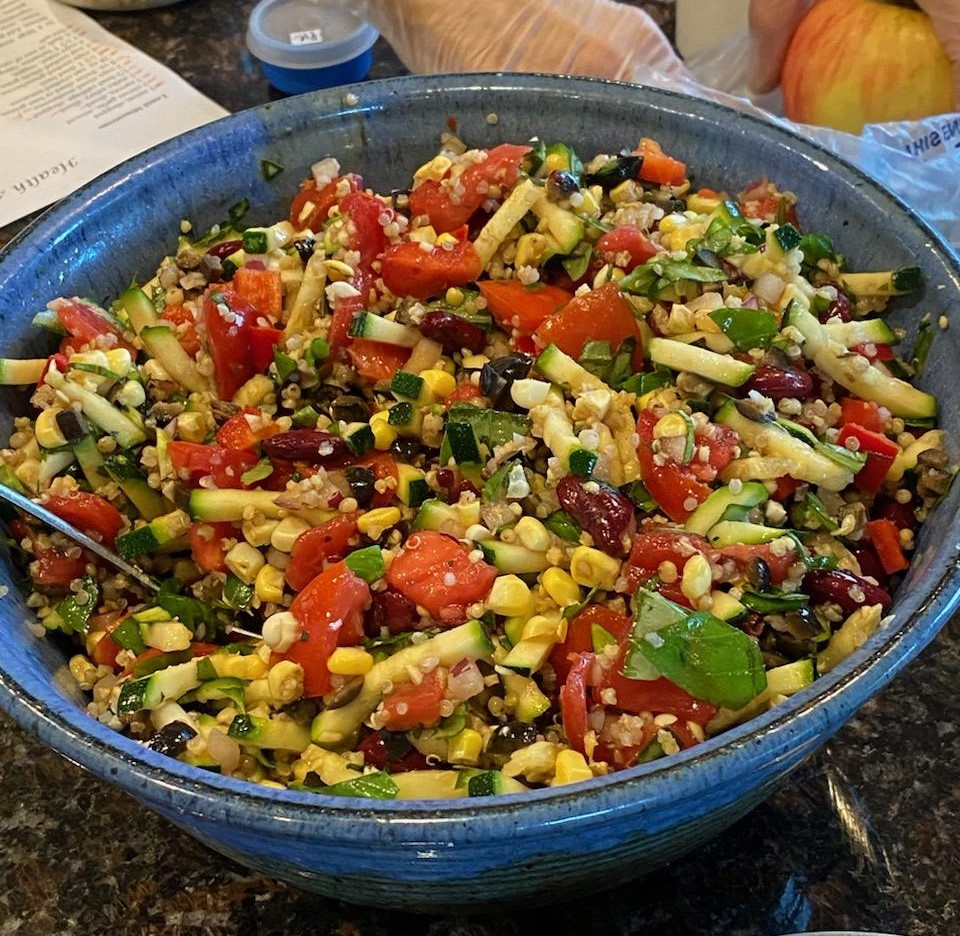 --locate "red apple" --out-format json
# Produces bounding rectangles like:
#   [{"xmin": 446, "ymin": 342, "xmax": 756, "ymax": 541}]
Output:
[{"xmin": 781, "ymin": 0, "xmax": 955, "ymax": 134}]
